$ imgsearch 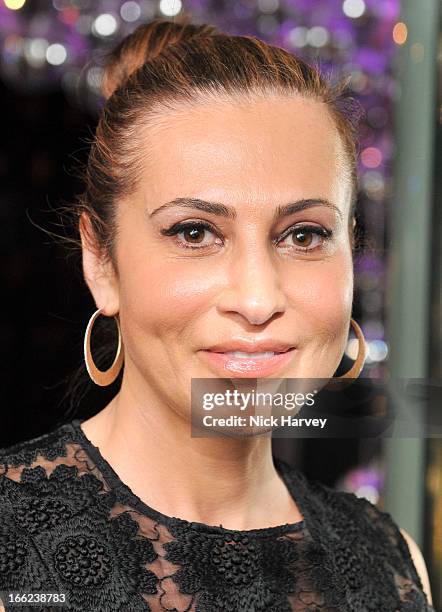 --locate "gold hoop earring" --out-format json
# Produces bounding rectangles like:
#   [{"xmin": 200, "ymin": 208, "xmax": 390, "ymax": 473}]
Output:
[
  {"xmin": 84, "ymin": 308, "xmax": 124, "ymax": 386},
  {"xmin": 324, "ymin": 317, "xmax": 367, "ymax": 391}
]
